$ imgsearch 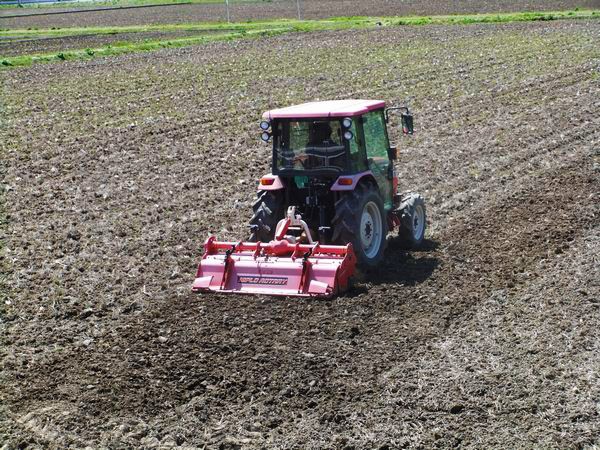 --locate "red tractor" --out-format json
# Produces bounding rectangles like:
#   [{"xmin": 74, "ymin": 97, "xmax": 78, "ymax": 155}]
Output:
[{"xmin": 193, "ymin": 100, "xmax": 426, "ymax": 298}]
